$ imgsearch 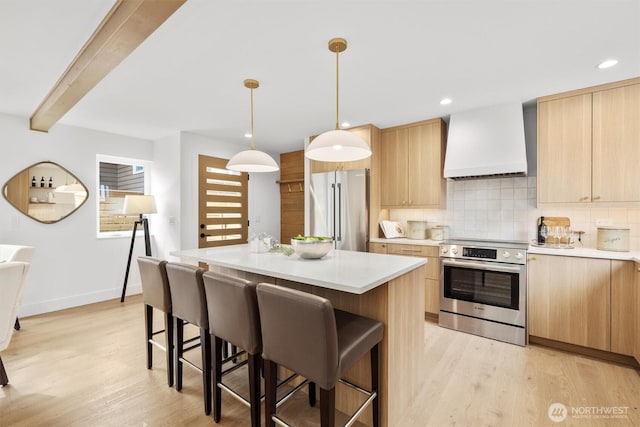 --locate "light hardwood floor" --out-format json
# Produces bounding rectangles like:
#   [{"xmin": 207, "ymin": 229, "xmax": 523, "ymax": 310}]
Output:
[{"xmin": 1, "ymin": 296, "xmax": 638, "ymax": 426}]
